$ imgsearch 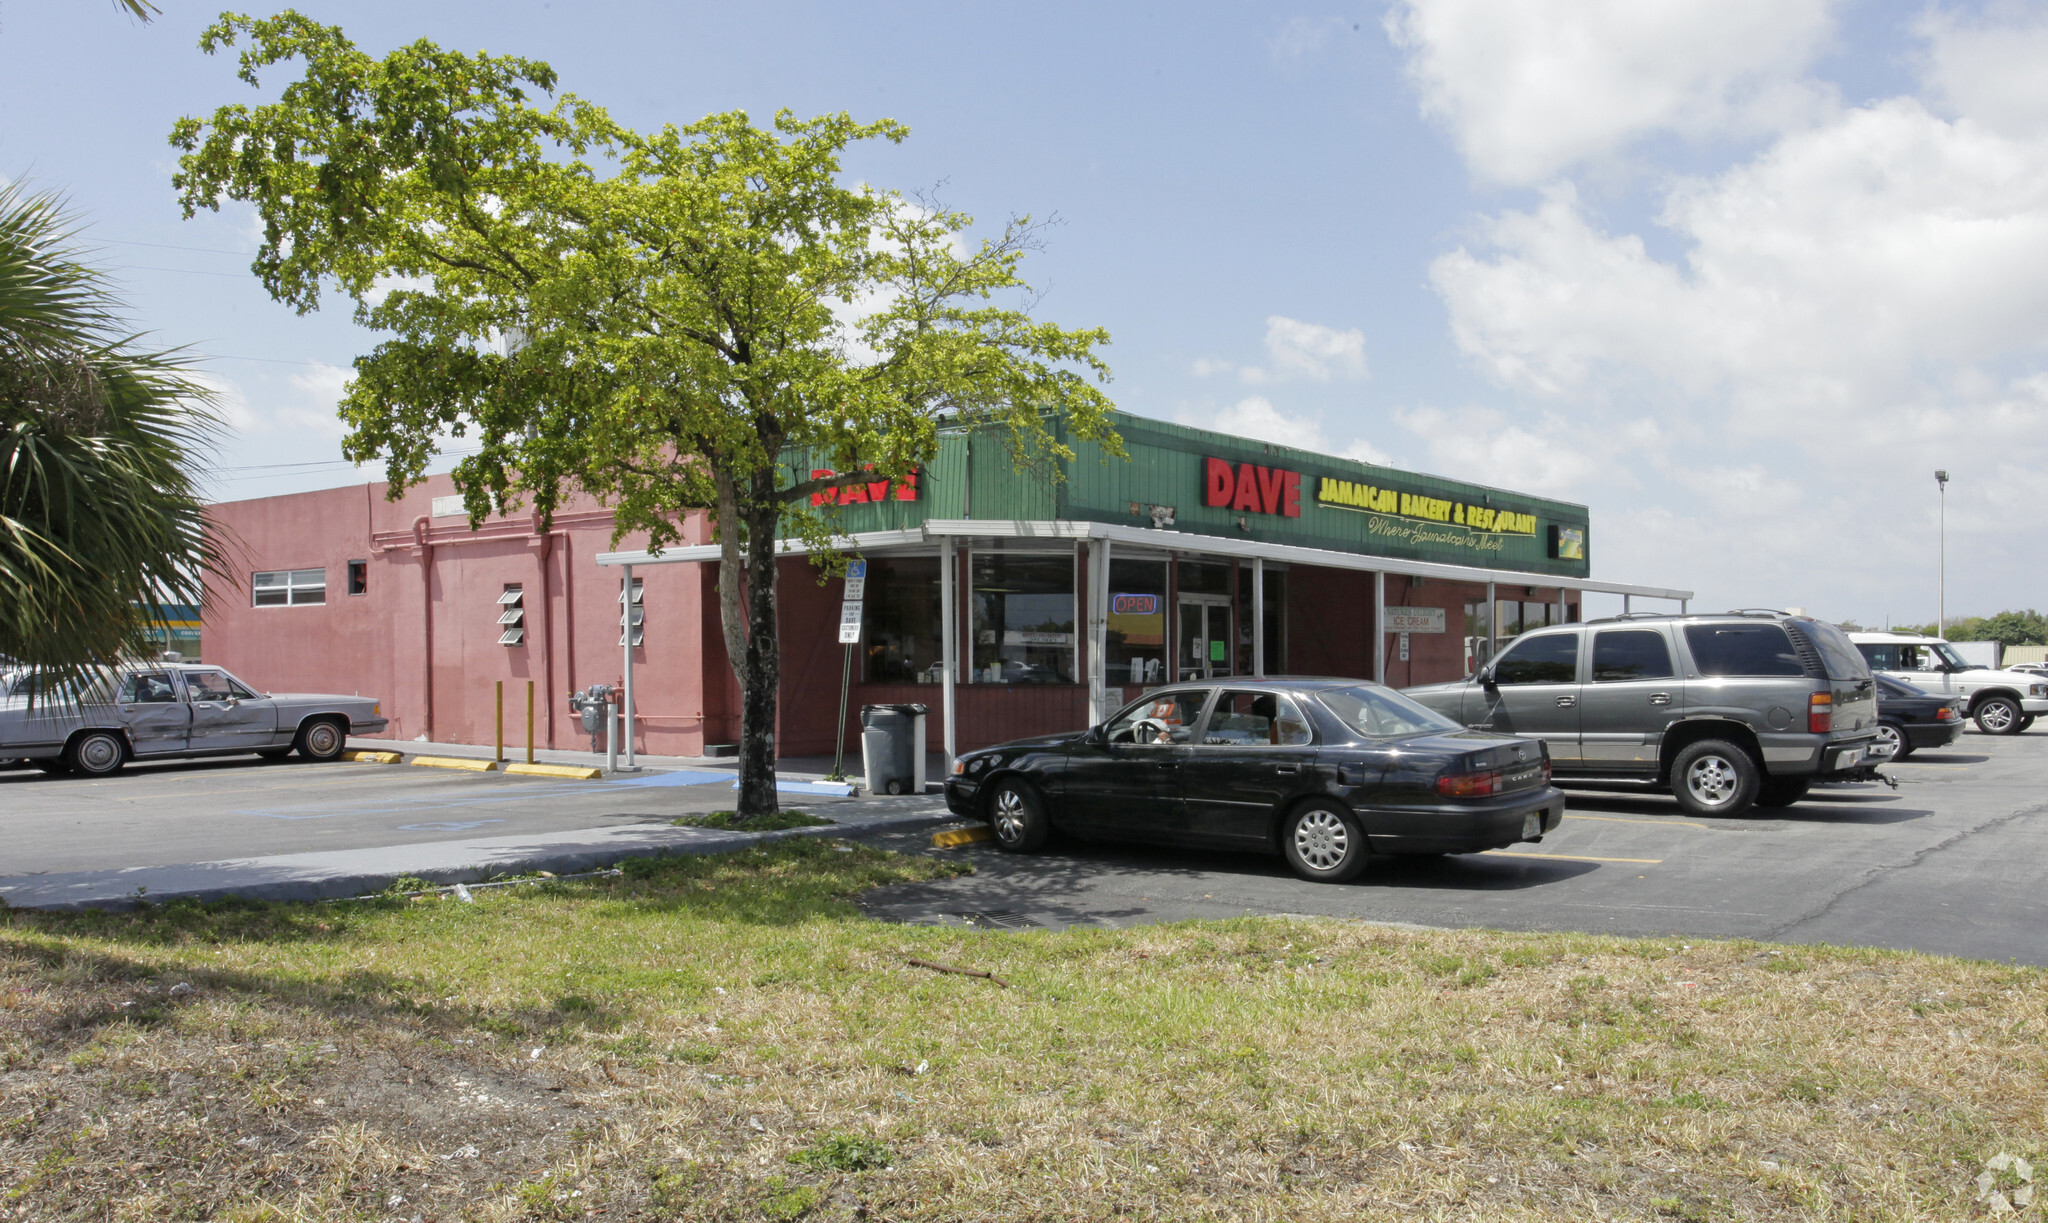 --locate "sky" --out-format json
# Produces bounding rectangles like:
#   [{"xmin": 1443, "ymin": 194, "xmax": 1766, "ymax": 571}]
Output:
[{"xmin": 4, "ymin": 0, "xmax": 2045, "ymax": 625}]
